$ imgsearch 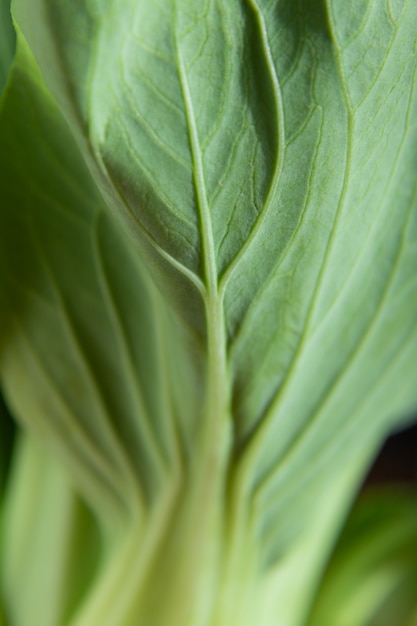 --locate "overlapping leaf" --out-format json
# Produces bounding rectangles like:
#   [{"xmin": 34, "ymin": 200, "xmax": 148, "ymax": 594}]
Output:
[{"xmin": 0, "ymin": 39, "xmax": 206, "ymax": 525}]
